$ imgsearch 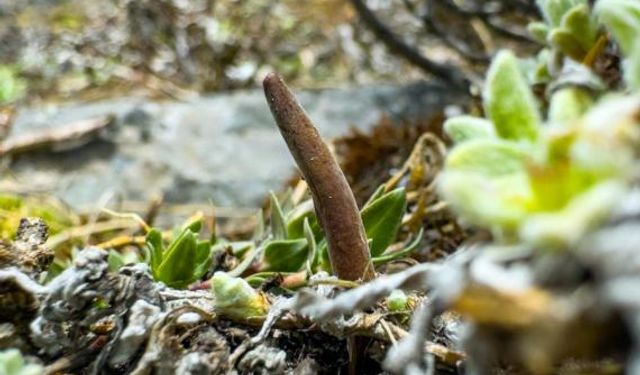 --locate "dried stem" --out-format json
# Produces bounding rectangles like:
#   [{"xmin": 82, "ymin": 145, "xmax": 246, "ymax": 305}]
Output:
[{"xmin": 263, "ymin": 73, "xmax": 374, "ymax": 282}]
